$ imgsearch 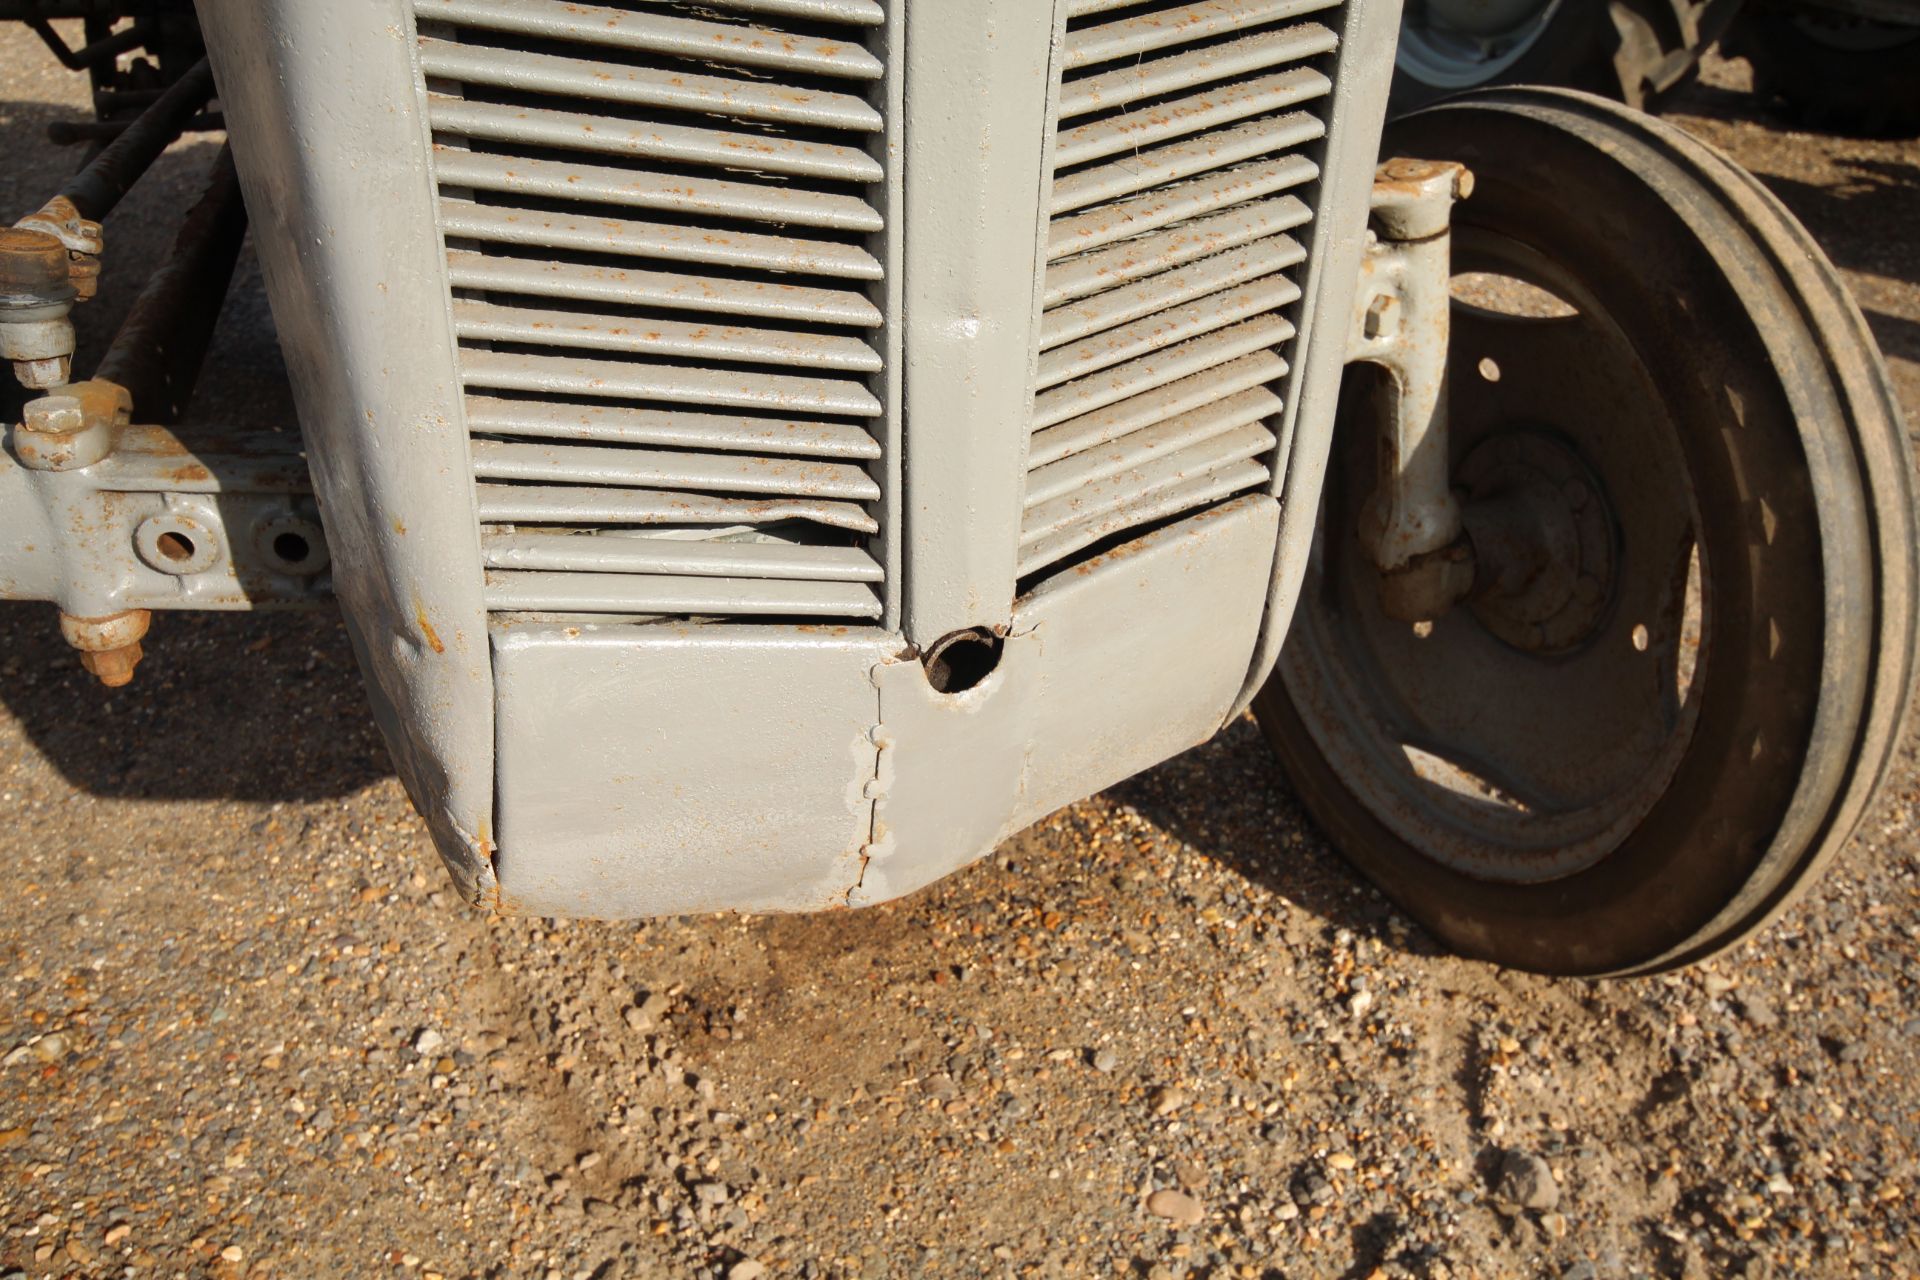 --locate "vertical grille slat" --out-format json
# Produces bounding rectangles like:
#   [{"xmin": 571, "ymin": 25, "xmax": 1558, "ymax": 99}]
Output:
[
  {"xmin": 1021, "ymin": 0, "xmax": 1338, "ymax": 577},
  {"xmin": 417, "ymin": 0, "xmax": 893, "ymax": 619}
]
